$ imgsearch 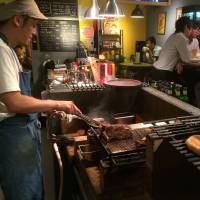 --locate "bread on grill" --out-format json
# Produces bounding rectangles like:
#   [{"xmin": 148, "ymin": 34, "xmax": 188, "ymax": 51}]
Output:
[{"xmin": 185, "ymin": 135, "xmax": 200, "ymax": 156}]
